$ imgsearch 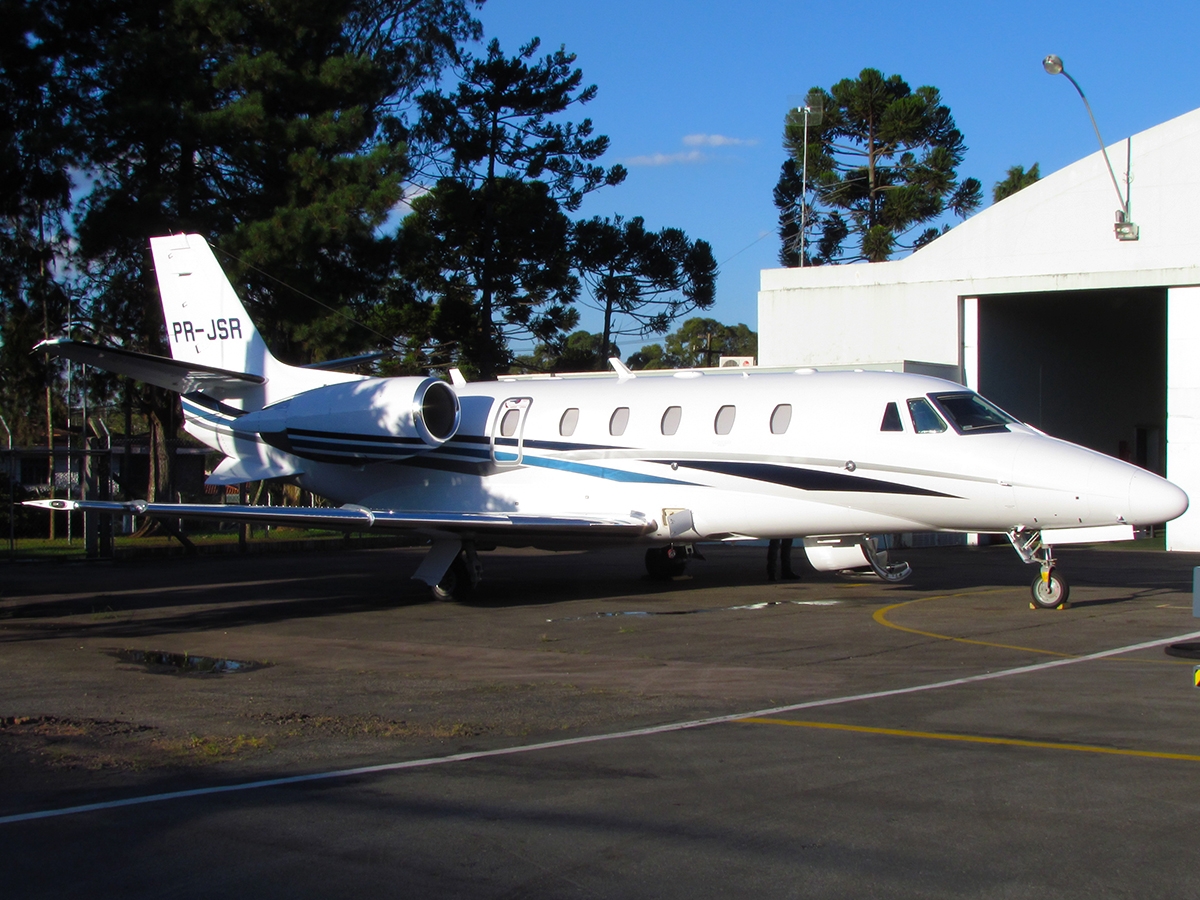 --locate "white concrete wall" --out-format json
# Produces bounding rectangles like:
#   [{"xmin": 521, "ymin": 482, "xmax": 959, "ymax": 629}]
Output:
[
  {"xmin": 758, "ymin": 282, "xmax": 962, "ymax": 369},
  {"xmin": 1167, "ymin": 286, "xmax": 1200, "ymax": 550}
]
